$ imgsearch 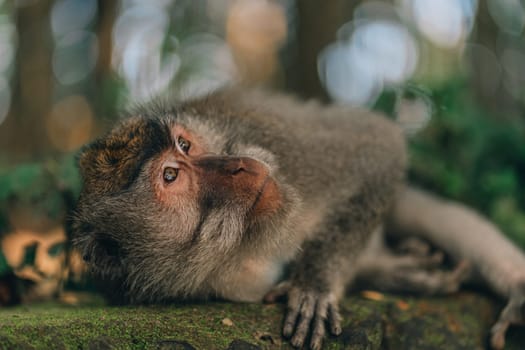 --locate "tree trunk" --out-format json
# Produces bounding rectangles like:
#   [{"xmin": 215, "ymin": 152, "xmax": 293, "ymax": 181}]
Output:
[{"xmin": 0, "ymin": 0, "xmax": 54, "ymax": 162}]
